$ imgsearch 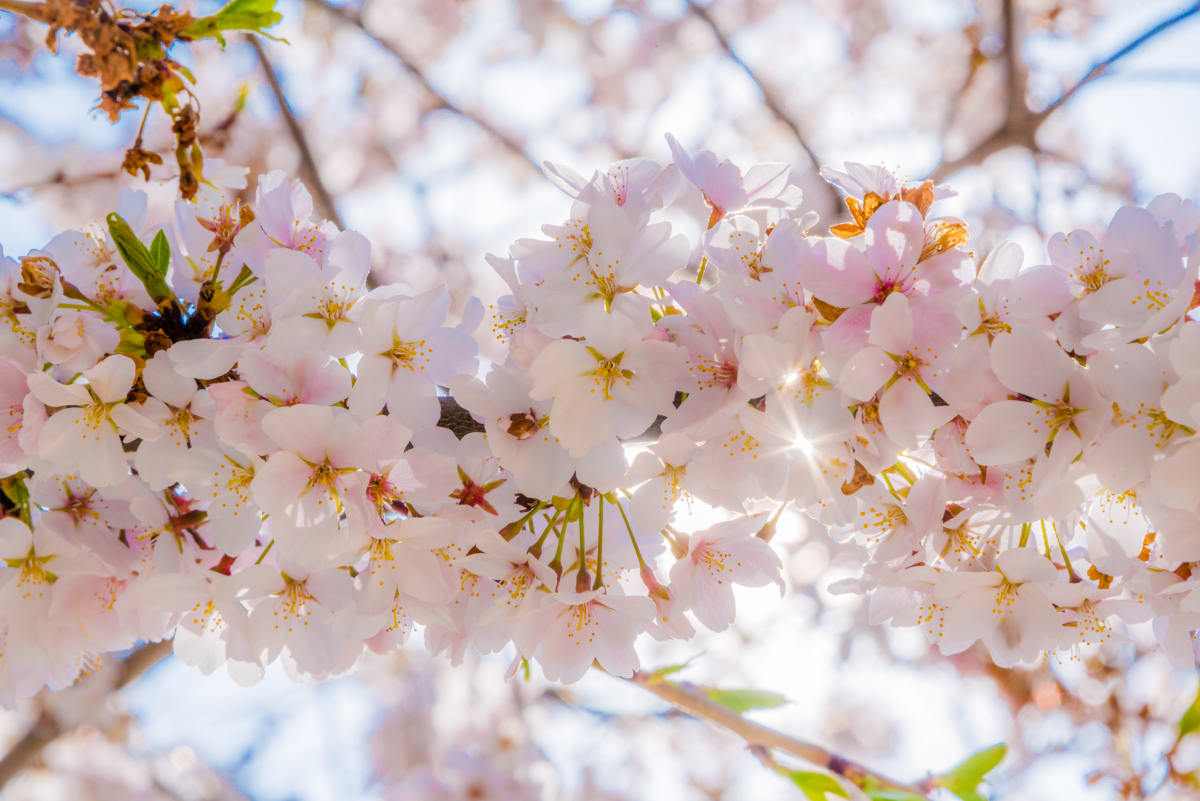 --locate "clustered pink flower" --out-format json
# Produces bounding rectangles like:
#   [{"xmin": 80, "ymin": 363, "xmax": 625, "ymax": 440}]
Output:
[{"xmin": 0, "ymin": 142, "xmax": 1199, "ymax": 703}]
